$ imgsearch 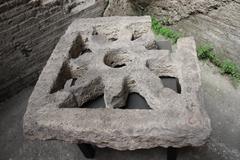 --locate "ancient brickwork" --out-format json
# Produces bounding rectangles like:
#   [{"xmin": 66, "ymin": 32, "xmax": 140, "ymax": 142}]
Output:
[{"xmin": 0, "ymin": 0, "xmax": 107, "ymax": 101}]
